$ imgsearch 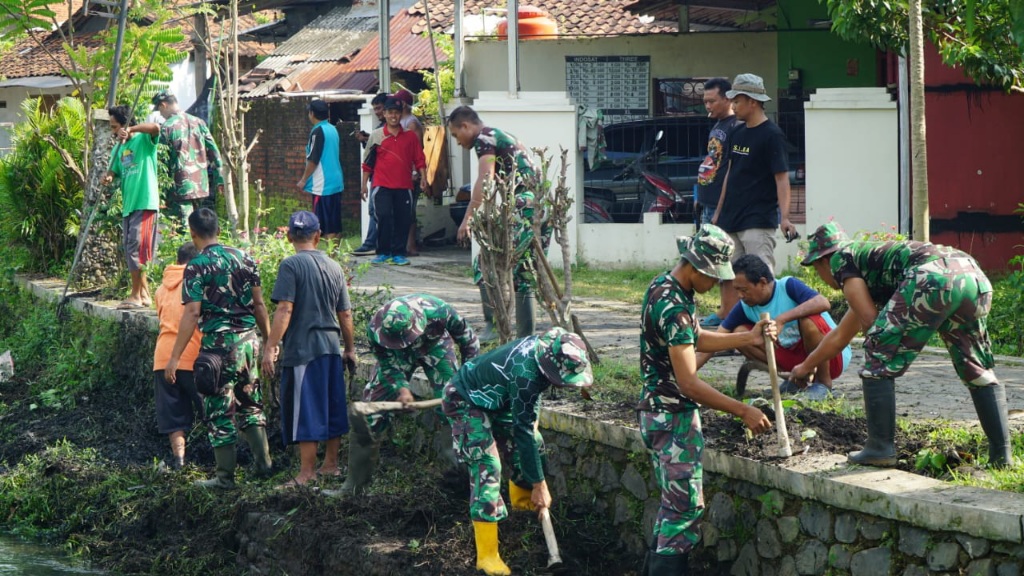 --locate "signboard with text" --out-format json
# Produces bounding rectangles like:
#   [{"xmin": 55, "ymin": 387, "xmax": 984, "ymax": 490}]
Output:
[{"xmin": 566, "ymin": 55, "xmax": 650, "ymax": 124}]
